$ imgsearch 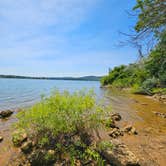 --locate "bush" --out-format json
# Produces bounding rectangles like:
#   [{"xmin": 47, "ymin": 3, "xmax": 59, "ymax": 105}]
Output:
[
  {"xmin": 15, "ymin": 90, "xmax": 110, "ymax": 165},
  {"xmin": 133, "ymin": 78, "xmax": 158, "ymax": 95},
  {"xmin": 141, "ymin": 78, "xmax": 158, "ymax": 91},
  {"xmin": 159, "ymin": 73, "xmax": 166, "ymax": 88}
]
